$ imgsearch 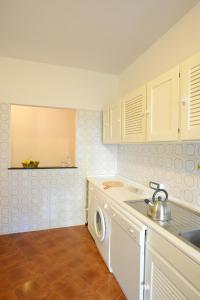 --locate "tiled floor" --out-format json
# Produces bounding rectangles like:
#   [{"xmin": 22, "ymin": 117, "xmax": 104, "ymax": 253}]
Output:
[{"xmin": 0, "ymin": 225, "xmax": 126, "ymax": 300}]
